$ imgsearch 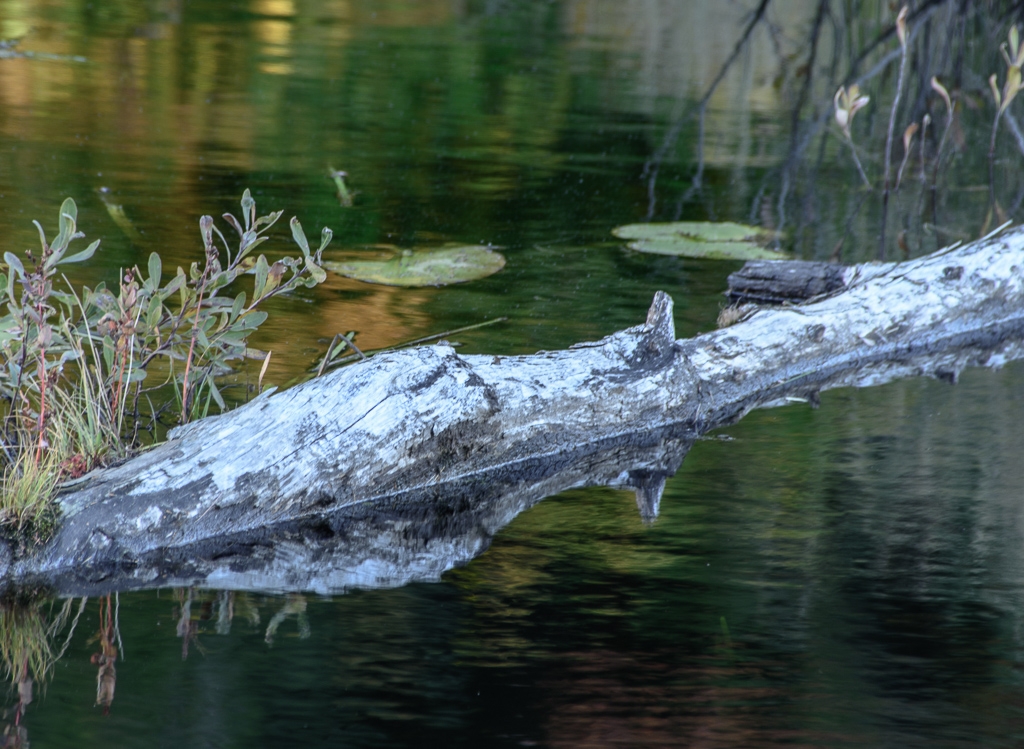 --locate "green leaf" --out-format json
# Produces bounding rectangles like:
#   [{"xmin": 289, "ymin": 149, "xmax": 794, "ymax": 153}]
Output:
[
  {"xmin": 57, "ymin": 238, "xmax": 100, "ymax": 266},
  {"xmin": 612, "ymin": 221, "xmax": 787, "ymax": 261},
  {"xmin": 240, "ymin": 235, "xmax": 270, "ymax": 257},
  {"xmin": 318, "ymin": 227, "xmax": 334, "ymax": 254},
  {"xmin": 160, "ymin": 273, "xmax": 186, "ymax": 302},
  {"xmin": 206, "ymin": 377, "xmax": 226, "ymax": 410},
  {"xmin": 290, "ymin": 217, "xmax": 311, "ymax": 257},
  {"xmin": 237, "ymin": 256, "xmax": 257, "ymax": 273},
  {"xmin": 304, "ymin": 256, "xmax": 327, "ymax": 284},
  {"xmin": 222, "ymin": 212, "xmax": 244, "ymax": 238},
  {"xmin": 209, "ymin": 271, "xmax": 231, "ymax": 292},
  {"xmin": 148, "ymin": 252, "xmax": 162, "ymax": 288},
  {"xmin": 230, "ymin": 291, "xmax": 246, "ymax": 322},
  {"xmin": 4, "ymin": 252, "xmax": 25, "ymax": 280},
  {"xmin": 53, "ymin": 197, "xmax": 78, "ymax": 251},
  {"xmin": 237, "ymin": 310, "xmax": 269, "ymax": 330},
  {"xmin": 49, "ymin": 290, "xmax": 79, "ymax": 311},
  {"xmin": 241, "ymin": 189, "xmax": 255, "ymax": 230},
  {"xmin": 253, "ymin": 210, "xmax": 283, "ymax": 232},
  {"xmin": 323, "ymin": 245, "xmax": 506, "ymax": 287},
  {"xmin": 145, "ymin": 296, "xmax": 162, "ymax": 329},
  {"xmin": 215, "ymin": 328, "xmax": 250, "ymax": 346},
  {"xmin": 31, "ymin": 220, "xmax": 48, "ymax": 252},
  {"xmin": 102, "ymin": 335, "xmax": 115, "ymax": 372},
  {"xmin": 254, "ymin": 255, "xmax": 269, "ymax": 298}
]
